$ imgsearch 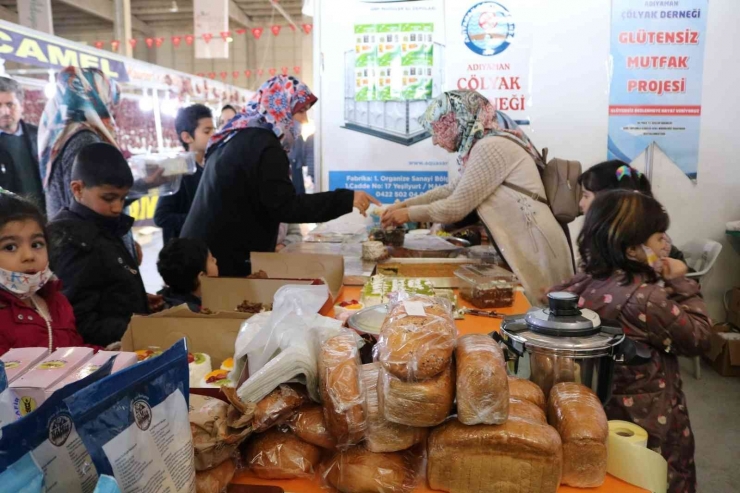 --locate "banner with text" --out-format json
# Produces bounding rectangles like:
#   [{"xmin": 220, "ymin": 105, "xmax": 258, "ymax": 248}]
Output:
[
  {"xmin": 329, "ymin": 170, "xmax": 448, "ymax": 203},
  {"xmin": 608, "ymin": 0, "xmax": 708, "ymax": 180},
  {"xmin": 444, "ymin": 0, "xmax": 533, "ymax": 124}
]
